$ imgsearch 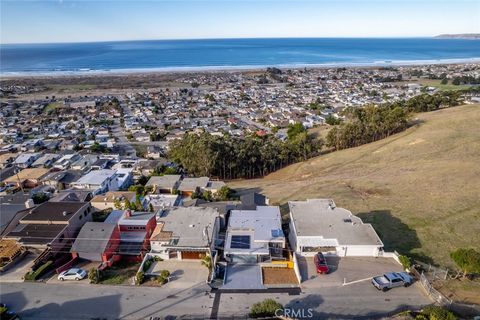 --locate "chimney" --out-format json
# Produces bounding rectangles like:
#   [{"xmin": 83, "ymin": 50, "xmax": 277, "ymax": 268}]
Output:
[
  {"xmin": 124, "ymin": 209, "xmax": 132, "ymax": 218},
  {"xmin": 25, "ymin": 199, "xmax": 35, "ymax": 209}
]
